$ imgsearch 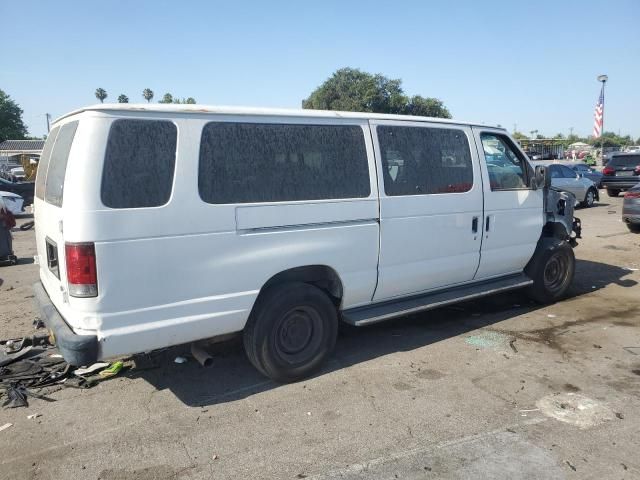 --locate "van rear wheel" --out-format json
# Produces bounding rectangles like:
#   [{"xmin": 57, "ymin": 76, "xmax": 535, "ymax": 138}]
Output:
[{"xmin": 243, "ymin": 282, "xmax": 338, "ymax": 383}]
